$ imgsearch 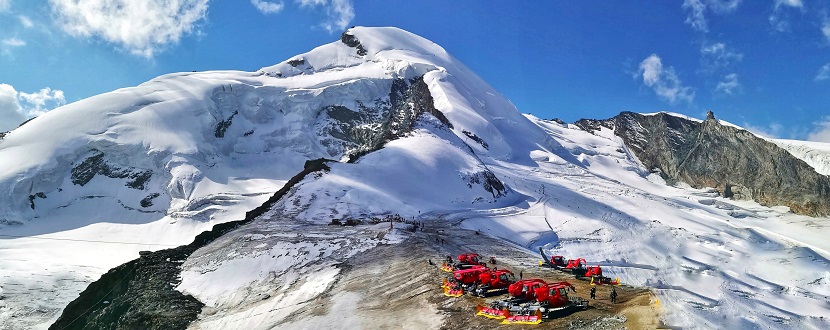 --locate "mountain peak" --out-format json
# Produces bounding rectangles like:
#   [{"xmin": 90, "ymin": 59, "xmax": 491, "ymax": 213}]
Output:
[
  {"xmin": 705, "ymin": 110, "xmax": 716, "ymax": 121},
  {"xmin": 259, "ymin": 26, "xmax": 452, "ymax": 80}
]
